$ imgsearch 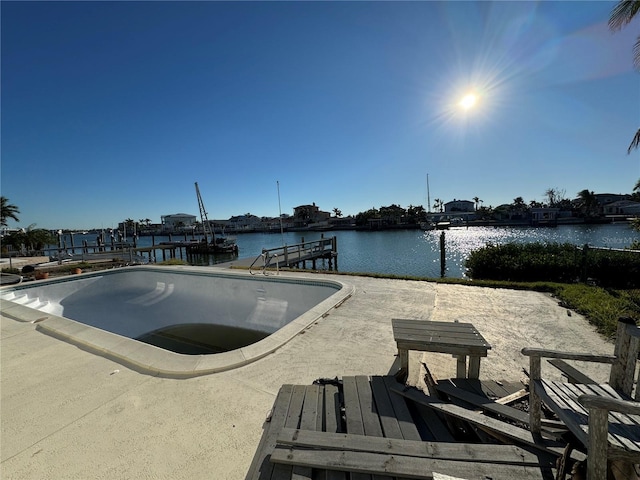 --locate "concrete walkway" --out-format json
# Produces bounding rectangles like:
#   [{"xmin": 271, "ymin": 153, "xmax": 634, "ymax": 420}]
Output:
[{"xmin": 1, "ymin": 267, "xmax": 613, "ymax": 479}]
